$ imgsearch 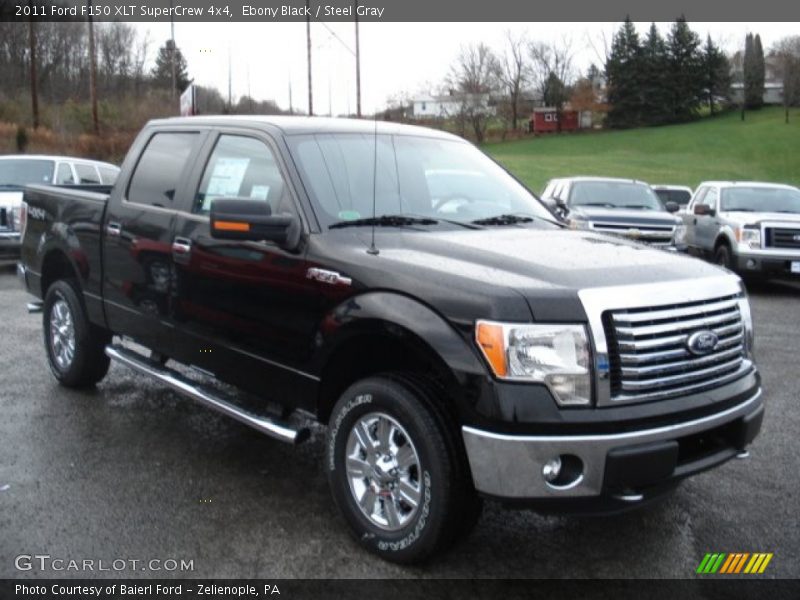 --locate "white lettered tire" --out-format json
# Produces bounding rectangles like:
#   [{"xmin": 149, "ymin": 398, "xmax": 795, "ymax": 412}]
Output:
[{"xmin": 326, "ymin": 374, "xmax": 479, "ymax": 563}]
